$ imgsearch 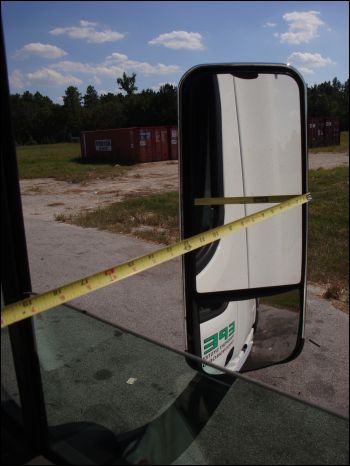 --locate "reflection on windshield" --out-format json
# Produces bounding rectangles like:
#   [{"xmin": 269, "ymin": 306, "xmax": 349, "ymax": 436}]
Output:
[
  {"xmin": 31, "ymin": 305, "xmax": 348, "ymax": 465},
  {"xmin": 122, "ymin": 374, "xmax": 231, "ymax": 464}
]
